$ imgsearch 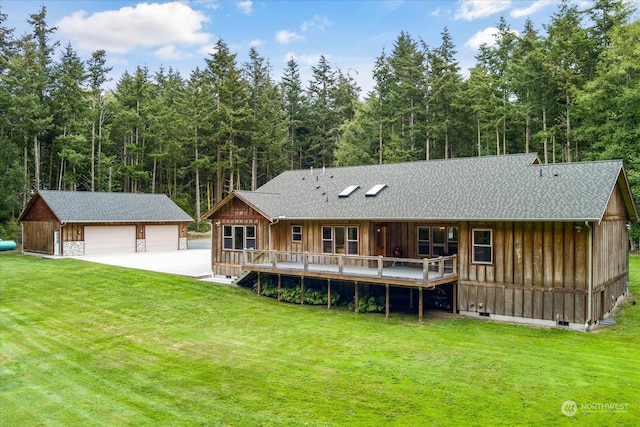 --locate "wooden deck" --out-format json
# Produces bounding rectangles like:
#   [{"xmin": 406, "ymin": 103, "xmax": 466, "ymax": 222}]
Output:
[{"xmin": 241, "ymin": 250, "xmax": 458, "ymax": 288}]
